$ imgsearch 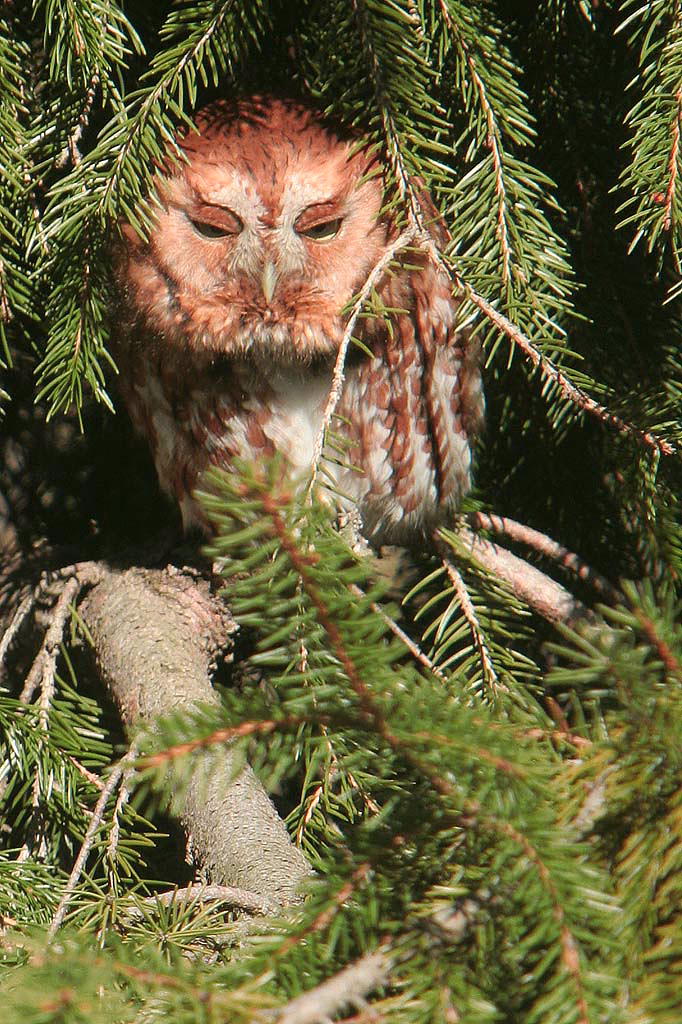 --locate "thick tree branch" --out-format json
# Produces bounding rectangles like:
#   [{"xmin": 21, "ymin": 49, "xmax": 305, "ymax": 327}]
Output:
[{"xmin": 79, "ymin": 565, "xmax": 312, "ymax": 907}]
